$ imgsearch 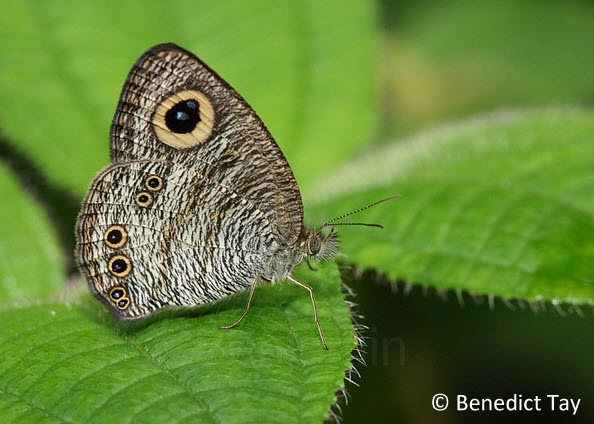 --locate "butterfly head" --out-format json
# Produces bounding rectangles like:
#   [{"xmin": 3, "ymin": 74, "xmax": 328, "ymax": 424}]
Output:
[
  {"xmin": 305, "ymin": 227, "xmax": 340, "ymax": 262},
  {"xmin": 302, "ymin": 196, "xmax": 400, "ymax": 264}
]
